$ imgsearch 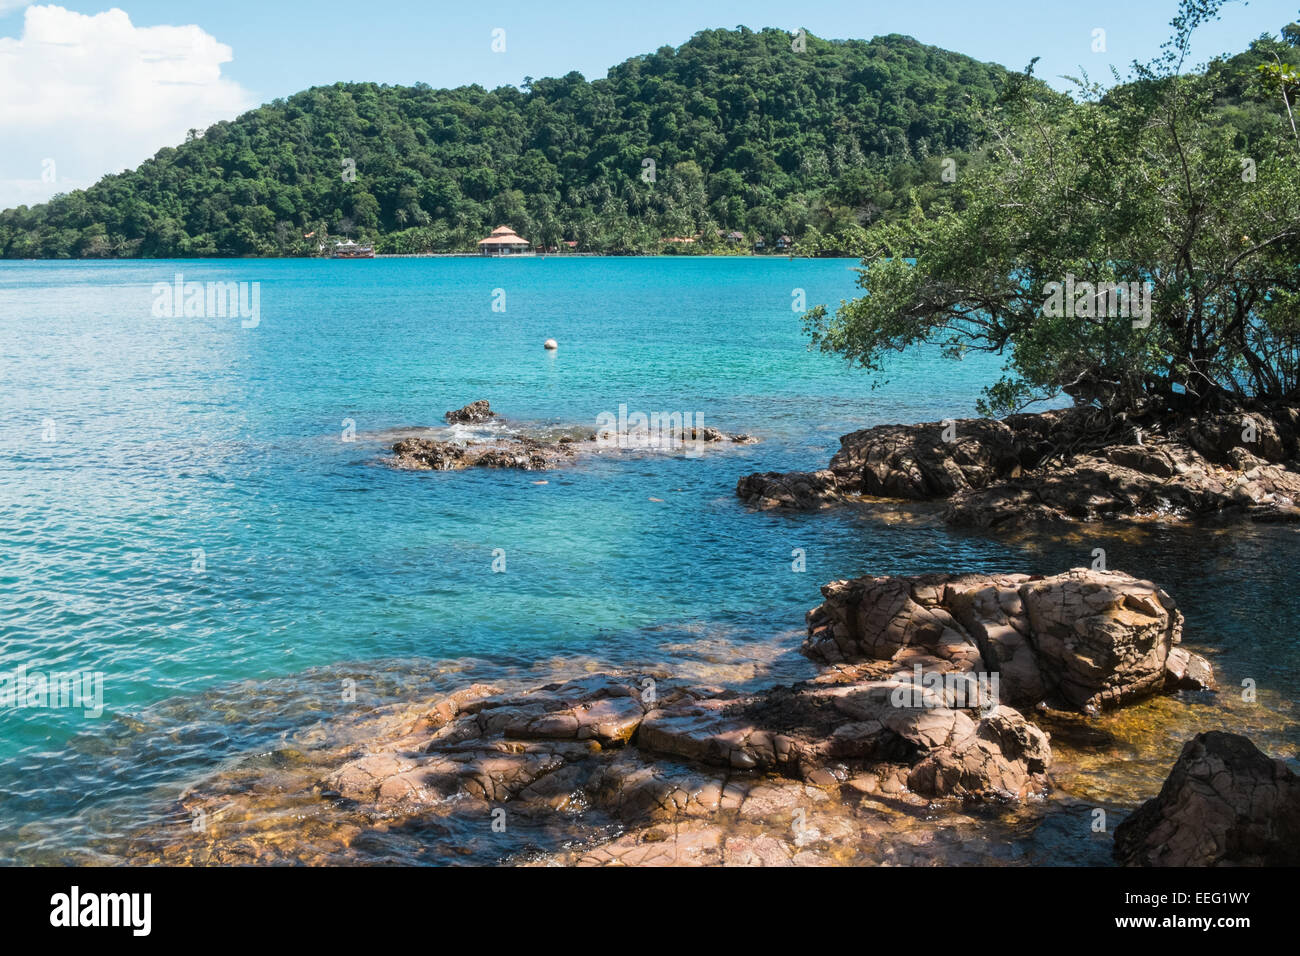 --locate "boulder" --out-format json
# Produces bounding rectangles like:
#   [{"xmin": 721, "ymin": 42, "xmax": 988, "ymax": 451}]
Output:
[
  {"xmin": 1182, "ymin": 410, "xmax": 1294, "ymax": 464},
  {"xmin": 805, "ymin": 569, "xmax": 1211, "ymax": 712},
  {"xmin": 445, "ymin": 400, "xmax": 497, "ymax": 424},
  {"xmin": 1114, "ymin": 731, "xmax": 1300, "ymax": 866},
  {"xmin": 828, "ymin": 419, "xmax": 1022, "ymax": 498},
  {"xmin": 1163, "ymin": 646, "xmax": 1217, "ymax": 692},
  {"xmin": 736, "ymin": 470, "xmax": 840, "ymax": 509}
]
